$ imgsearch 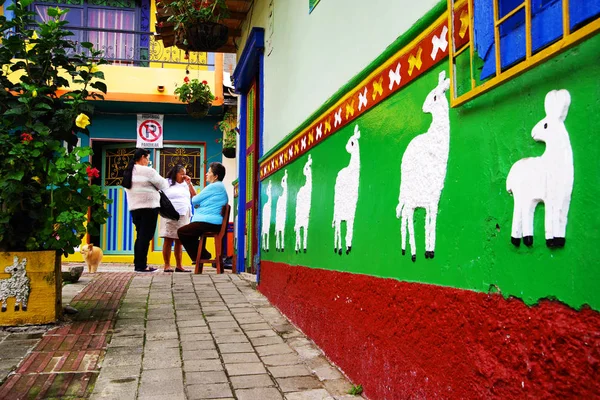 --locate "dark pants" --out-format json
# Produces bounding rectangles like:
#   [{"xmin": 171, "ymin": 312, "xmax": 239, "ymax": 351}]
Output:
[
  {"xmin": 178, "ymin": 222, "xmax": 221, "ymax": 262},
  {"xmin": 130, "ymin": 208, "xmax": 159, "ymax": 270}
]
